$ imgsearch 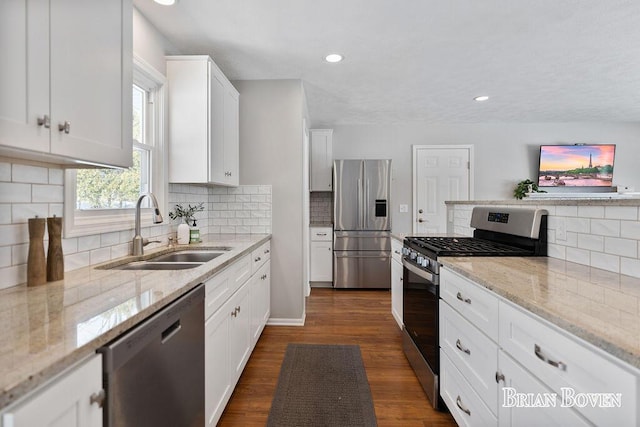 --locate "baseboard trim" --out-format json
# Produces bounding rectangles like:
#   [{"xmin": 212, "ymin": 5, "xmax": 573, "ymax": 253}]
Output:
[{"xmin": 267, "ymin": 316, "xmax": 306, "ymax": 326}]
